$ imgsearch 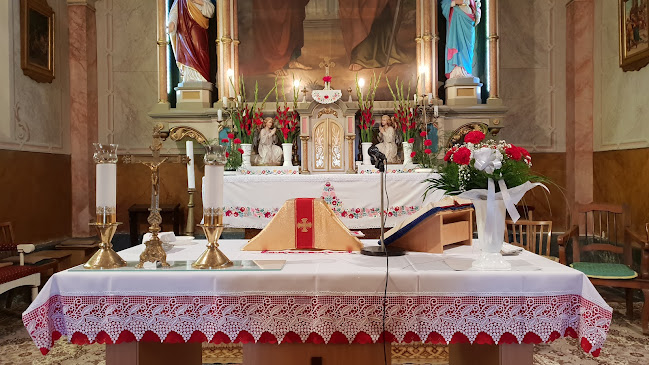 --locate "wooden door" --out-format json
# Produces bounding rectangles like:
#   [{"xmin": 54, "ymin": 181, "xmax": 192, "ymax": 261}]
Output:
[{"xmin": 312, "ymin": 118, "xmax": 344, "ymax": 172}]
